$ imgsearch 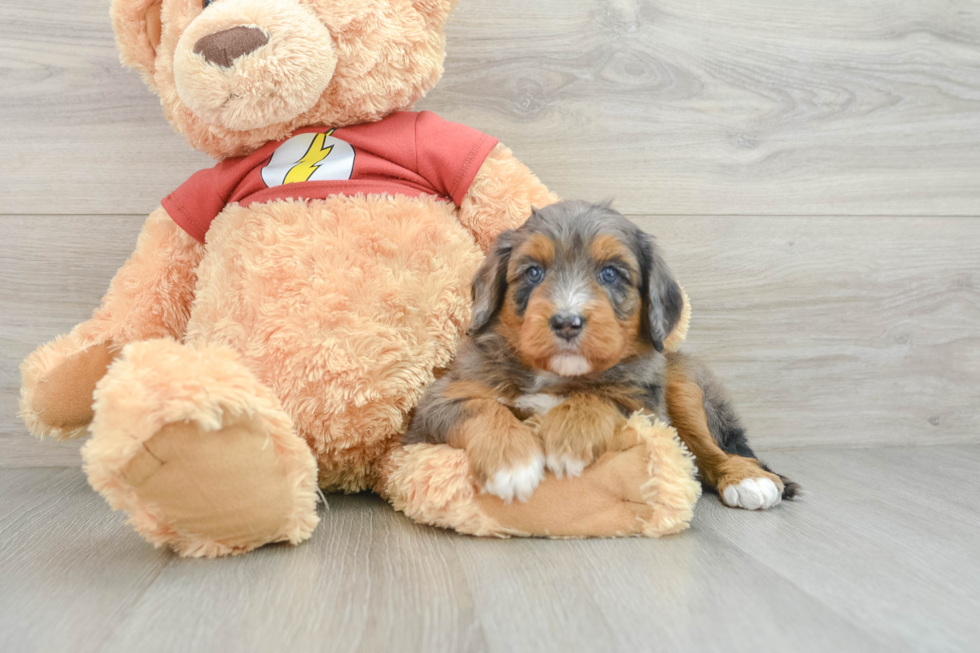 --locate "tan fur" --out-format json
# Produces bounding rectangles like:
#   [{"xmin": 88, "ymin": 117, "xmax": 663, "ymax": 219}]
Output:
[
  {"xmin": 423, "ymin": 205, "xmax": 697, "ymax": 506},
  {"xmin": 501, "ymin": 235, "xmax": 560, "ymax": 368},
  {"xmin": 83, "ymin": 338, "xmax": 319, "ymax": 557},
  {"xmin": 589, "ymin": 234, "xmax": 637, "ymax": 269},
  {"xmin": 666, "ymin": 367, "xmax": 783, "ymax": 494},
  {"xmin": 497, "ymin": 229, "xmax": 650, "ymax": 377},
  {"xmin": 121, "ymin": 418, "xmax": 299, "ymax": 553},
  {"xmin": 378, "ymin": 443, "xmax": 520, "ymax": 537},
  {"xmin": 442, "ymin": 380, "xmax": 502, "ymax": 402},
  {"xmin": 495, "ymin": 294, "xmax": 522, "ymax": 351},
  {"xmin": 513, "ymin": 233, "xmax": 556, "ymax": 270},
  {"xmin": 184, "ymin": 196, "xmax": 483, "ymax": 493},
  {"xmin": 24, "ymin": 0, "xmax": 703, "ymax": 554},
  {"xmin": 587, "ymin": 235, "xmax": 644, "ymax": 365},
  {"xmin": 456, "ymin": 143, "xmax": 559, "ymax": 252},
  {"xmin": 662, "ymin": 288, "xmax": 691, "ymax": 354},
  {"xmin": 538, "ymin": 394, "xmax": 625, "ymax": 471},
  {"xmin": 577, "ymin": 294, "xmax": 630, "ymax": 373},
  {"xmin": 112, "ymin": 0, "xmax": 463, "ymax": 159},
  {"xmin": 514, "ymin": 294, "xmax": 560, "ymax": 369},
  {"xmin": 385, "ymin": 412, "xmax": 700, "ymax": 538},
  {"xmin": 442, "ymin": 382, "xmax": 543, "ymax": 485},
  {"xmin": 509, "ymin": 287, "xmax": 635, "ymax": 376},
  {"xmin": 618, "ymin": 309, "xmax": 646, "ymax": 359},
  {"xmin": 29, "ymin": 341, "xmax": 118, "ymax": 433}
]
